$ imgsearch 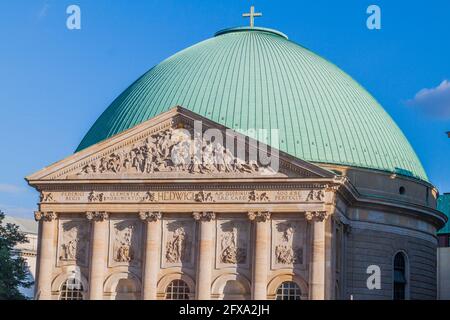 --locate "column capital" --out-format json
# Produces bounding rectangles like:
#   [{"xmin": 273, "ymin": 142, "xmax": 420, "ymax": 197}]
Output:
[
  {"xmin": 139, "ymin": 211, "xmax": 162, "ymax": 222},
  {"xmin": 248, "ymin": 211, "xmax": 271, "ymax": 222},
  {"xmin": 305, "ymin": 211, "xmax": 329, "ymax": 222},
  {"xmin": 193, "ymin": 212, "xmax": 216, "ymax": 222},
  {"xmin": 86, "ymin": 211, "xmax": 109, "ymax": 222},
  {"xmin": 34, "ymin": 211, "xmax": 57, "ymax": 222}
]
